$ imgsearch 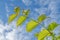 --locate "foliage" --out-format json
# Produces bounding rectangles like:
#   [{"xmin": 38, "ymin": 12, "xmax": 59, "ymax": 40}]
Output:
[{"xmin": 8, "ymin": 7, "xmax": 60, "ymax": 40}]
